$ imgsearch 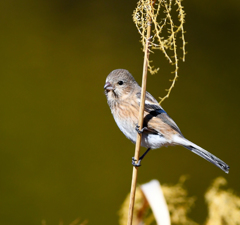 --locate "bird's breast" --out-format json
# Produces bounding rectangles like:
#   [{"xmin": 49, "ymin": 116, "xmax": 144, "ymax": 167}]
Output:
[{"xmin": 111, "ymin": 102, "xmax": 139, "ymax": 143}]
